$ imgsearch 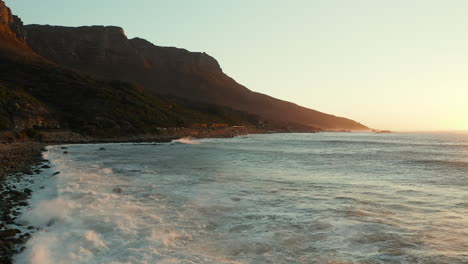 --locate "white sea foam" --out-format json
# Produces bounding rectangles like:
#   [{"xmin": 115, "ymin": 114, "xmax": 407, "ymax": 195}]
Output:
[
  {"xmin": 173, "ymin": 137, "xmax": 200, "ymax": 145},
  {"xmin": 13, "ymin": 133, "xmax": 468, "ymax": 263},
  {"xmin": 14, "ymin": 144, "xmax": 235, "ymax": 264}
]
